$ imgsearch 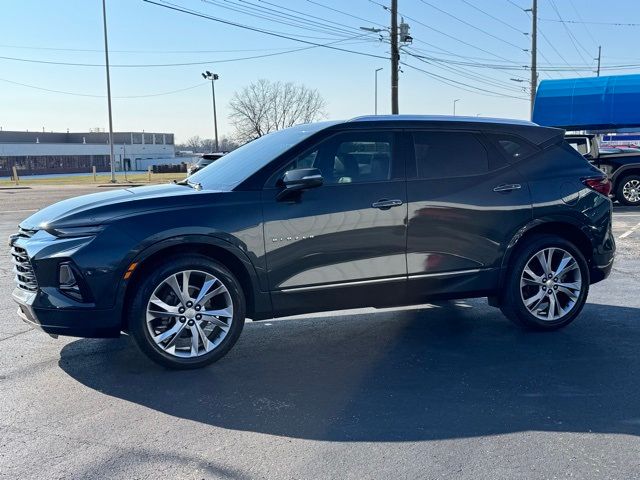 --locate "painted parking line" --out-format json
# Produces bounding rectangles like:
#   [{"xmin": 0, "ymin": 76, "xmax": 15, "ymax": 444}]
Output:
[
  {"xmin": 0, "ymin": 209, "xmax": 38, "ymax": 214},
  {"xmin": 619, "ymin": 221, "xmax": 640, "ymax": 239}
]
